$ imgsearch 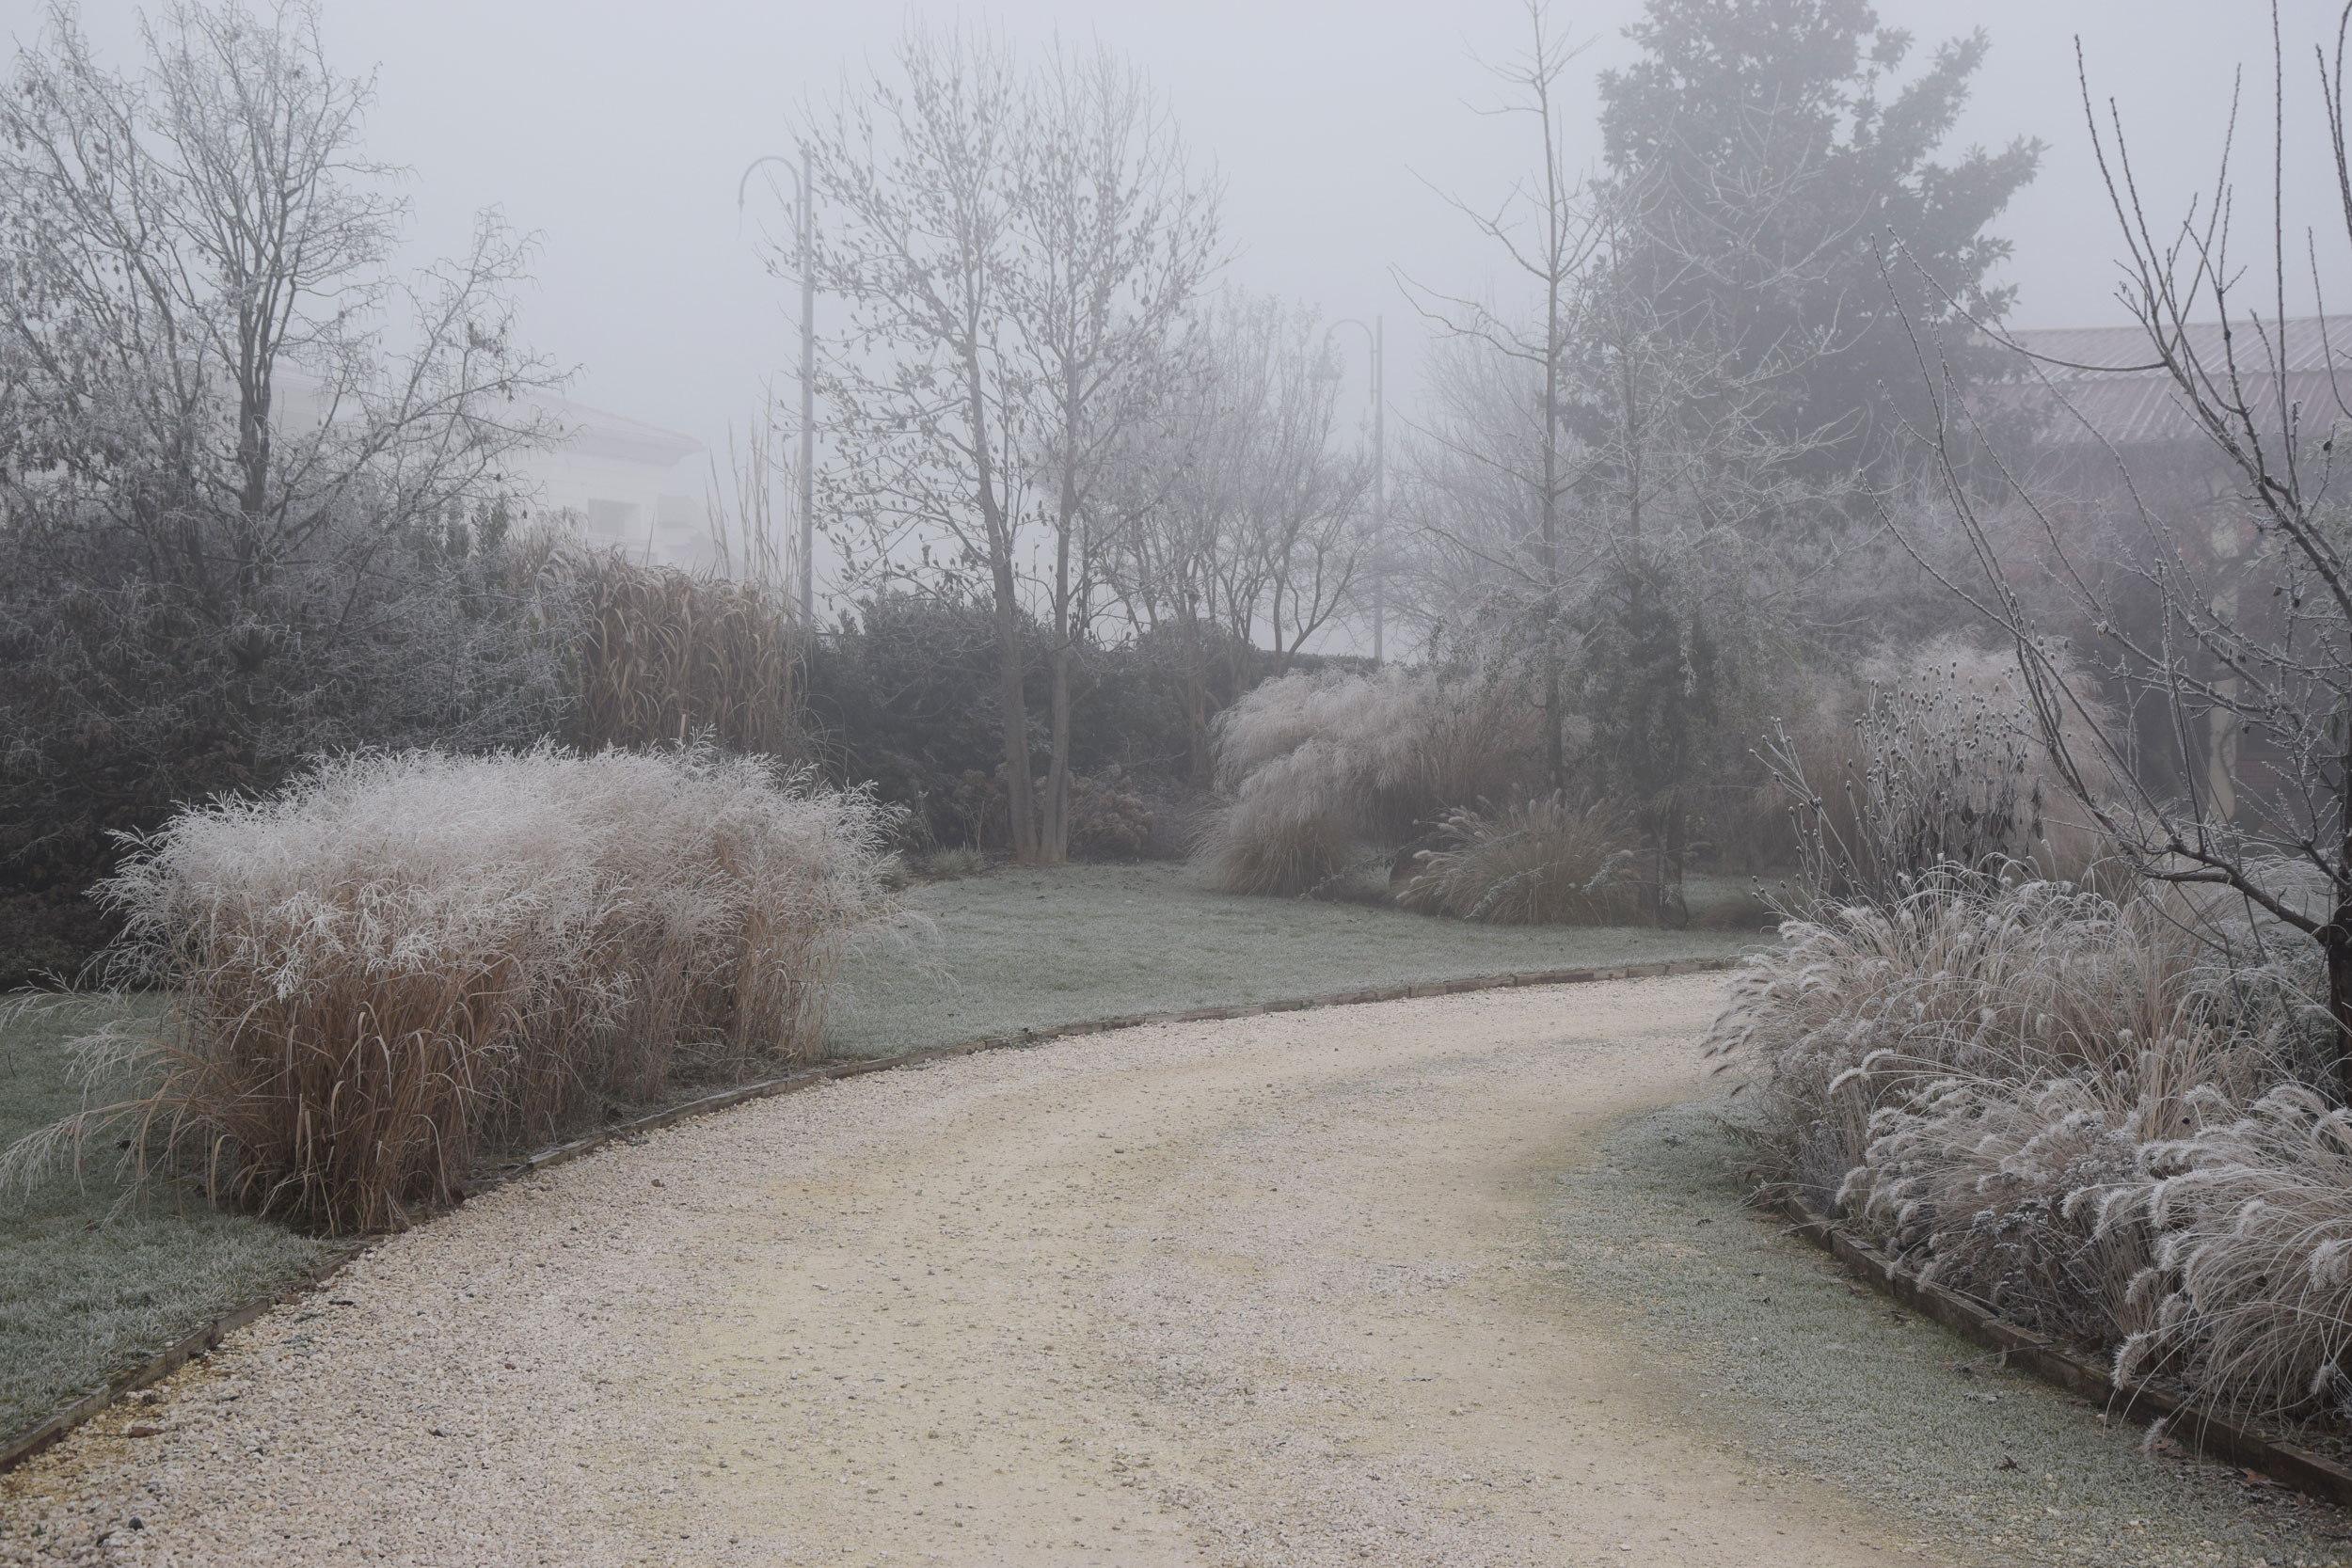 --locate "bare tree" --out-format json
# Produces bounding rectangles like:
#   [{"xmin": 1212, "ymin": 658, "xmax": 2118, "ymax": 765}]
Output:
[
  {"xmin": 0, "ymin": 2, "xmax": 548, "ymax": 582},
  {"xmin": 1909, "ymin": 6, "xmax": 2352, "ymax": 1087},
  {"xmin": 0, "ymin": 0, "xmax": 562, "ymax": 927},
  {"xmin": 1096, "ymin": 290, "xmax": 1368, "ymax": 782},
  {"xmin": 1402, "ymin": 0, "xmax": 1600, "ymax": 793},
  {"xmin": 799, "ymin": 24, "xmax": 1217, "ymax": 863},
  {"xmin": 1007, "ymin": 42, "xmax": 1219, "ymax": 855}
]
